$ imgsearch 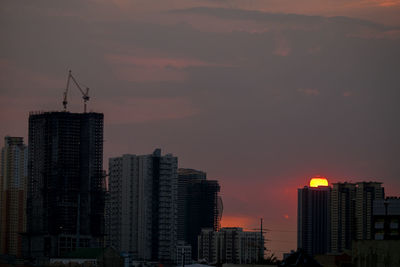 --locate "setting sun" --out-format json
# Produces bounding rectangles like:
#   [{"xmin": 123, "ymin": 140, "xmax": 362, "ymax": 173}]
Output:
[{"xmin": 309, "ymin": 177, "xmax": 329, "ymax": 187}]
